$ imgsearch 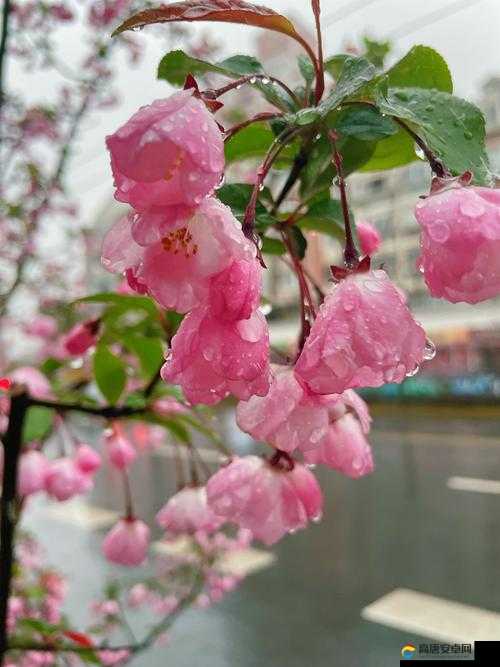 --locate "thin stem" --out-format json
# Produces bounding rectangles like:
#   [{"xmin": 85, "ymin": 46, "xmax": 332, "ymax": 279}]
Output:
[
  {"xmin": 122, "ymin": 472, "xmax": 134, "ymax": 520},
  {"xmin": 328, "ymin": 131, "xmax": 359, "ymax": 269},
  {"xmin": 280, "ymin": 229, "xmax": 316, "ymax": 355},
  {"xmin": 0, "ymin": 0, "xmax": 12, "ymax": 116},
  {"xmin": 392, "ymin": 117, "xmax": 450, "ymax": 178},
  {"xmin": 224, "ymin": 112, "xmax": 283, "ymax": 143},
  {"xmin": 207, "ymin": 74, "xmax": 301, "ymax": 108},
  {"xmin": 243, "ymin": 127, "xmax": 302, "ymax": 249},
  {"xmin": 0, "ymin": 390, "xmax": 30, "ymax": 666},
  {"xmin": 29, "ymin": 398, "xmax": 145, "ymax": 420},
  {"xmin": 311, "ymin": 0, "xmax": 325, "ymax": 102}
]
